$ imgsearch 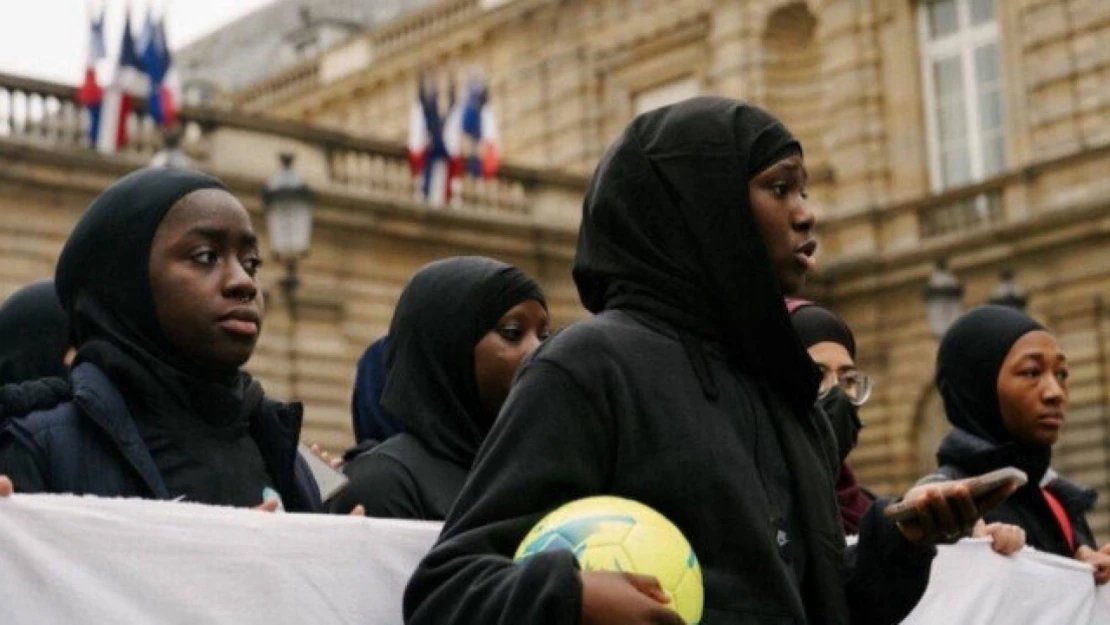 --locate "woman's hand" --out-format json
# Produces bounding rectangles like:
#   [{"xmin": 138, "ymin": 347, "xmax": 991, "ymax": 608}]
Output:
[
  {"xmin": 0, "ymin": 475, "xmax": 11, "ymax": 497},
  {"xmin": 1075, "ymin": 545, "xmax": 1110, "ymax": 585},
  {"xmin": 894, "ymin": 479, "xmax": 1019, "ymax": 547},
  {"xmin": 581, "ymin": 571, "xmax": 685, "ymax": 625},
  {"xmin": 971, "ymin": 520, "xmax": 1025, "ymax": 555},
  {"xmin": 310, "ymin": 443, "xmax": 343, "ymax": 470},
  {"xmin": 895, "ymin": 482, "xmax": 978, "ymax": 545}
]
